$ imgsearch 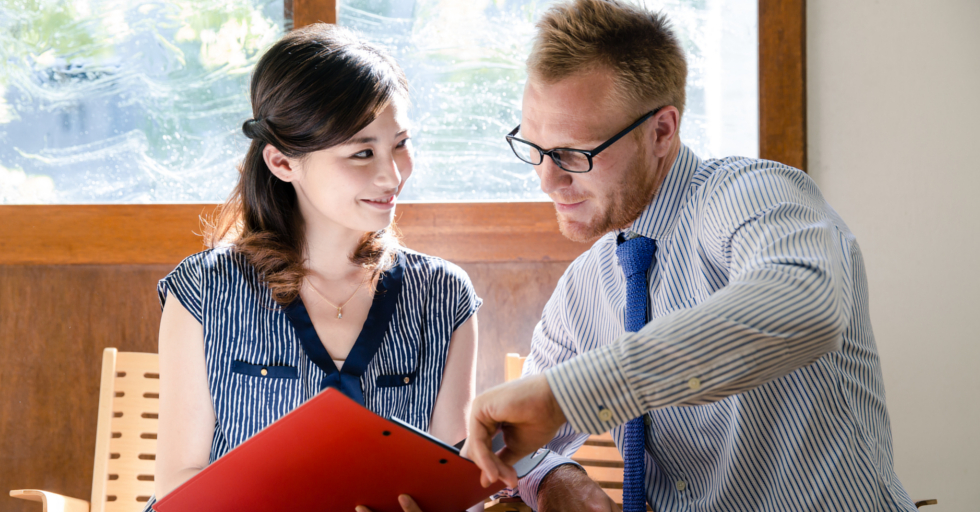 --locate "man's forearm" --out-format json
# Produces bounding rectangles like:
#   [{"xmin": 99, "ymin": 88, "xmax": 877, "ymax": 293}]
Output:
[{"xmin": 537, "ymin": 464, "xmax": 615, "ymax": 512}]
